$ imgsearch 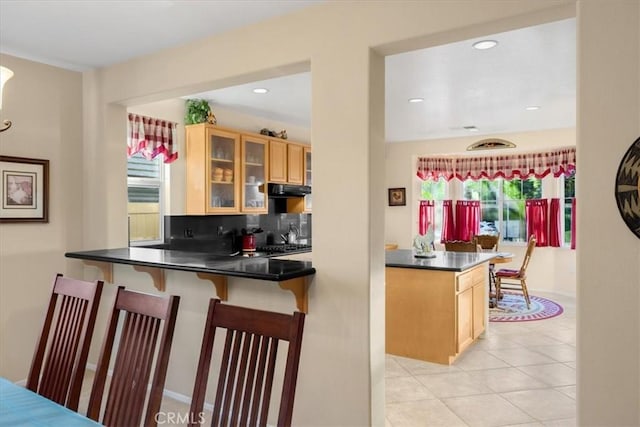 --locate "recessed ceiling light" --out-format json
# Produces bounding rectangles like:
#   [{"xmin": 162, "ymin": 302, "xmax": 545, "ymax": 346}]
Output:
[
  {"xmin": 408, "ymin": 98, "xmax": 424, "ymax": 103},
  {"xmin": 252, "ymin": 88, "xmax": 269, "ymax": 94},
  {"xmin": 472, "ymin": 40, "xmax": 498, "ymax": 50},
  {"xmin": 525, "ymin": 105, "xmax": 541, "ymax": 111}
]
